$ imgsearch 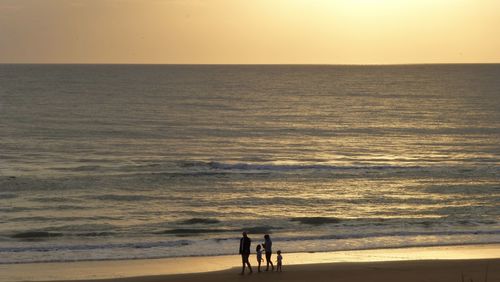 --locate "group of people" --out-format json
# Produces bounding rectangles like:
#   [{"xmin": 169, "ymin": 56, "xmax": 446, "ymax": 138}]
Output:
[{"xmin": 239, "ymin": 232, "xmax": 283, "ymax": 274}]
